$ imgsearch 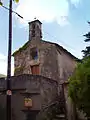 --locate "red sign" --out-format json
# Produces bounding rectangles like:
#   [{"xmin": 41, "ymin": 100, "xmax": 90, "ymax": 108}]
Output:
[{"xmin": 6, "ymin": 90, "xmax": 12, "ymax": 95}]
